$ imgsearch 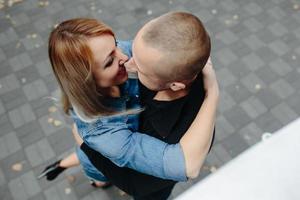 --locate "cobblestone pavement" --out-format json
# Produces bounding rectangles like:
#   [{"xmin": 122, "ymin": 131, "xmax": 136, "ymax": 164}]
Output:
[{"xmin": 0, "ymin": 0, "xmax": 300, "ymax": 199}]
